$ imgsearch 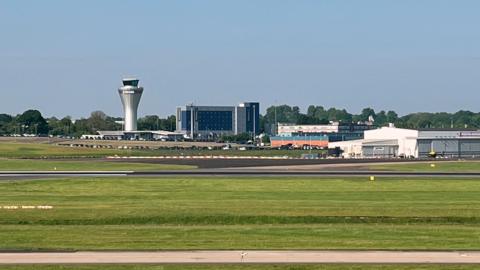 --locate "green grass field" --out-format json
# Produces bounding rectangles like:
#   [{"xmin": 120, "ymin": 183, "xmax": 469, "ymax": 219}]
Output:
[
  {"xmin": 0, "ymin": 142, "xmax": 132, "ymax": 158},
  {"xmin": 0, "ymin": 142, "xmax": 316, "ymax": 158},
  {"xmin": 1, "ymin": 265, "xmax": 480, "ymax": 270},
  {"xmin": 0, "ymin": 159, "xmax": 195, "ymax": 171},
  {"xmin": 369, "ymin": 161, "xmax": 480, "ymax": 172},
  {"xmin": 2, "ymin": 177, "xmax": 480, "ymax": 250}
]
